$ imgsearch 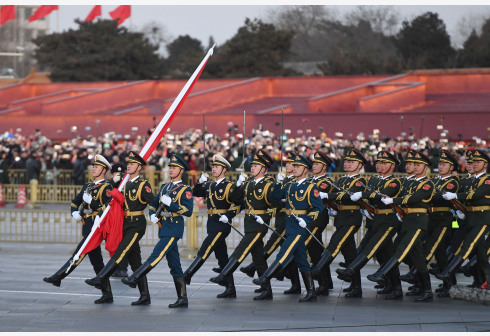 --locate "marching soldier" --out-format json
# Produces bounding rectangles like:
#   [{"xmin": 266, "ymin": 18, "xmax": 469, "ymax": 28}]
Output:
[
  {"xmin": 367, "ymin": 150, "xmax": 436, "ymax": 302},
  {"xmin": 85, "ymin": 151, "xmax": 154, "ymax": 306},
  {"xmin": 253, "ymin": 154, "xmax": 323, "ymax": 302},
  {"xmin": 436, "ymin": 149, "xmax": 490, "ymax": 290},
  {"xmin": 43, "ymin": 155, "xmax": 113, "ymax": 304},
  {"xmin": 240, "ymin": 151, "xmax": 300, "ymax": 295},
  {"xmin": 121, "ymin": 154, "xmax": 194, "ymax": 308},
  {"xmin": 183, "ymin": 154, "xmax": 241, "ymax": 299},
  {"xmin": 209, "ymin": 149, "xmax": 278, "ymax": 300},
  {"xmin": 336, "ymin": 150, "xmax": 403, "ymax": 299},
  {"xmin": 422, "ymin": 150, "xmax": 460, "ymax": 297},
  {"xmin": 312, "ymin": 149, "xmax": 367, "ymax": 298}
]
